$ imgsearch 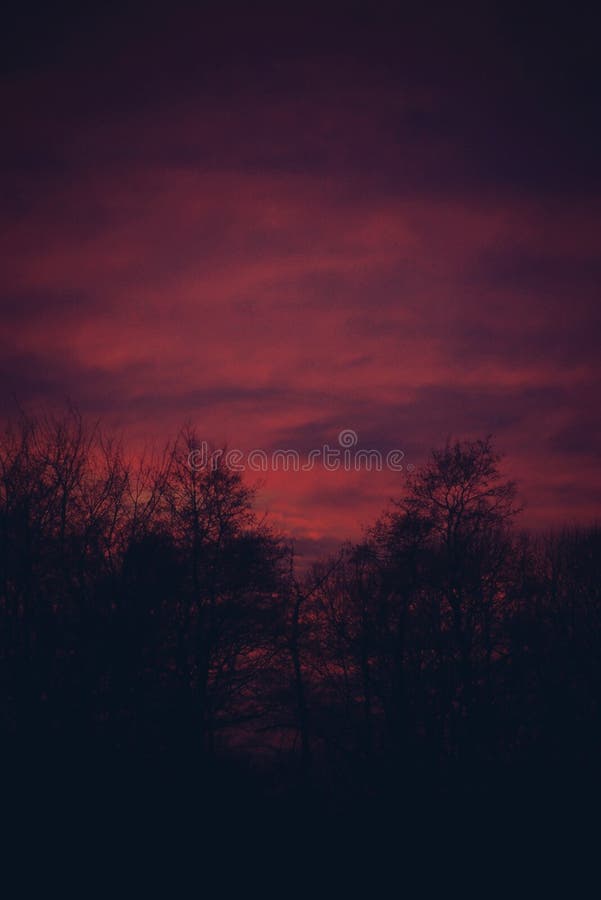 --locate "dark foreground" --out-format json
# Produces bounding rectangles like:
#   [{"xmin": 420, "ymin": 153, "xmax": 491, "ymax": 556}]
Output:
[{"xmin": 1, "ymin": 417, "xmax": 600, "ymax": 874}]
